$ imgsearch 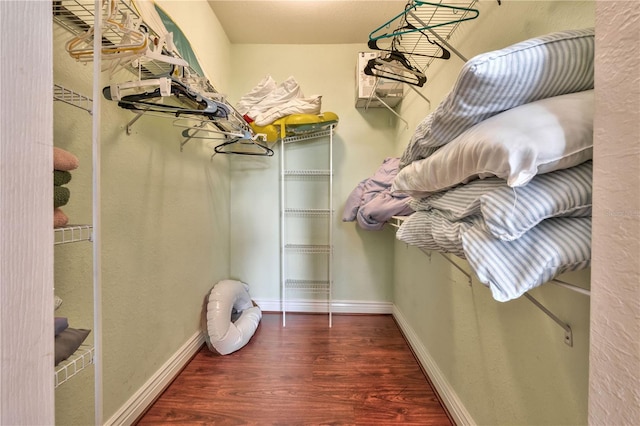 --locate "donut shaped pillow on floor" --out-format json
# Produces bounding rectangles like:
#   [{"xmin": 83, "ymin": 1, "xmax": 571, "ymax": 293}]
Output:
[{"xmin": 205, "ymin": 279, "xmax": 262, "ymax": 355}]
